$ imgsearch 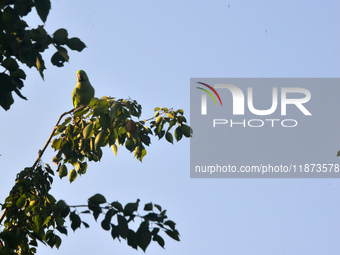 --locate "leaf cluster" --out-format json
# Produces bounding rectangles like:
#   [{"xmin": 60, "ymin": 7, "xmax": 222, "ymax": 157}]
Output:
[
  {"xmin": 0, "ymin": 0, "xmax": 86, "ymax": 111},
  {"xmin": 0, "ymin": 165, "xmax": 60, "ymax": 254},
  {"xmin": 77, "ymin": 195, "xmax": 180, "ymax": 252},
  {"xmin": 0, "ymin": 165, "xmax": 179, "ymax": 254},
  {"xmin": 0, "ymin": 97, "xmax": 190, "ymax": 254},
  {"xmin": 51, "ymin": 97, "xmax": 191, "ymax": 183}
]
